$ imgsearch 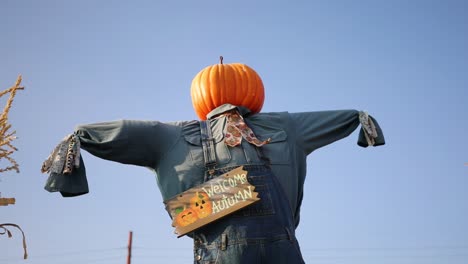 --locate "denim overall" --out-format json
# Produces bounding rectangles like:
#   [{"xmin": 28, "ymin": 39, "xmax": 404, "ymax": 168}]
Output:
[{"xmin": 191, "ymin": 120, "xmax": 305, "ymax": 264}]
